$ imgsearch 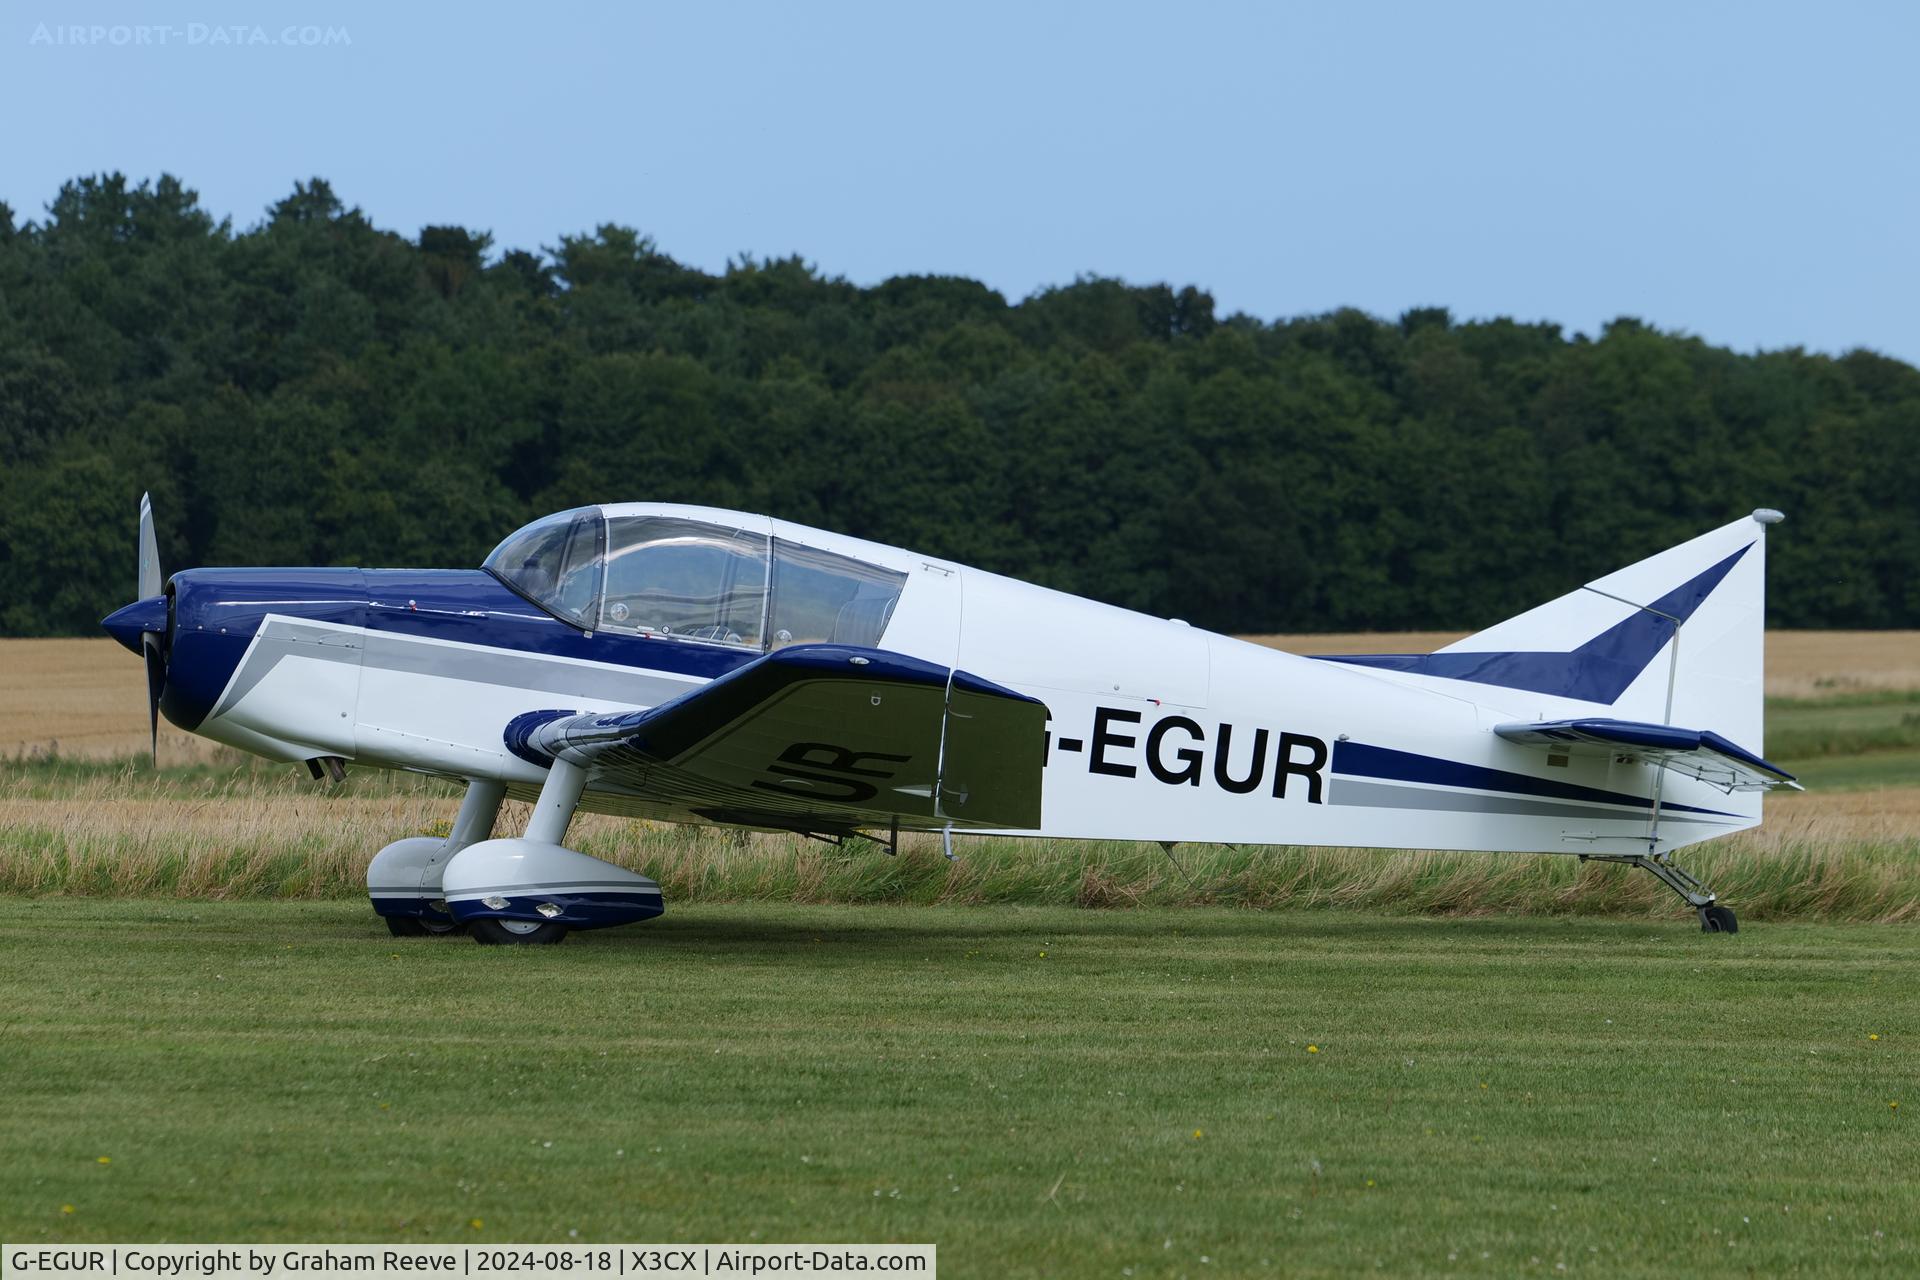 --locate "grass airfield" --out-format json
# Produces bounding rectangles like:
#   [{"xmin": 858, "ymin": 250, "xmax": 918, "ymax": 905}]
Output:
[
  {"xmin": 1, "ymin": 899, "xmax": 1913, "ymax": 1277},
  {"xmin": 1, "ymin": 633, "xmax": 1917, "ymax": 1276}
]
